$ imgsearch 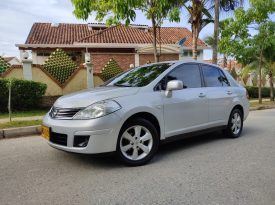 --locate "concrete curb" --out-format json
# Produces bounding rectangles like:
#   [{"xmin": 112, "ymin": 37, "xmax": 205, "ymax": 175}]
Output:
[{"xmin": 0, "ymin": 125, "xmax": 41, "ymax": 139}]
